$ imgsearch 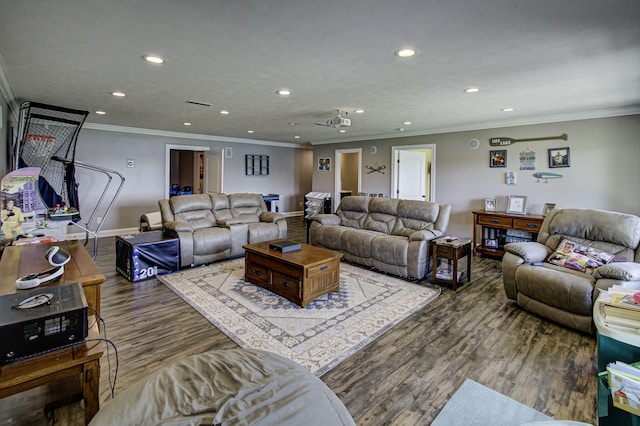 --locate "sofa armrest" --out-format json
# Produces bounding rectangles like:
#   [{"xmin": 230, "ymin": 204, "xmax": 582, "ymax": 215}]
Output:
[
  {"xmin": 503, "ymin": 242, "xmax": 550, "ymax": 264},
  {"xmin": 163, "ymin": 220, "xmax": 193, "ymax": 233},
  {"xmin": 409, "ymin": 229, "xmax": 444, "ymax": 241},
  {"xmin": 596, "ymin": 262, "xmax": 640, "ymax": 281},
  {"xmin": 310, "ymin": 214, "xmax": 341, "ymax": 226},
  {"xmin": 259, "ymin": 211, "xmax": 285, "ymax": 223}
]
